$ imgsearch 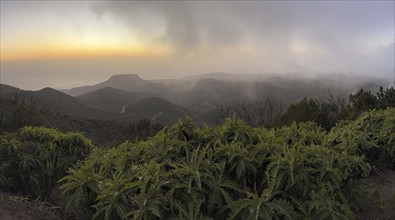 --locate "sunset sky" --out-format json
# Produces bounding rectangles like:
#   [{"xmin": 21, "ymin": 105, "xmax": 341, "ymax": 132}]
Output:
[{"xmin": 1, "ymin": 1, "xmax": 394, "ymax": 90}]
